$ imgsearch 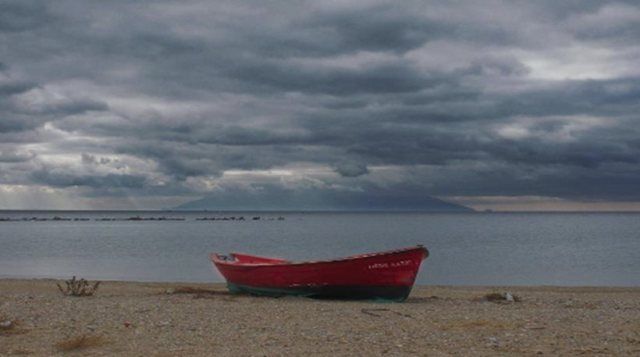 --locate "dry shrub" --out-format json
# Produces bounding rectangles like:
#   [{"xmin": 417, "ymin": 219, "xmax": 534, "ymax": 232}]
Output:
[
  {"xmin": 55, "ymin": 334, "xmax": 106, "ymax": 352},
  {"xmin": 56, "ymin": 276, "xmax": 101, "ymax": 297}
]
